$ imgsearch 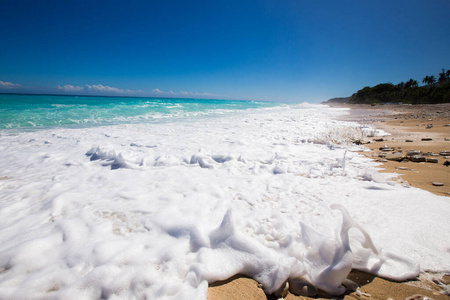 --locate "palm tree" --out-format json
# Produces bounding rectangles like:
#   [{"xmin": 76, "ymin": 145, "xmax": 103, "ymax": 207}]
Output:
[
  {"xmin": 423, "ymin": 75, "xmax": 436, "ymax": 86},
  {"xmin": 438, "ymin": 69, "xmax": 447, "ymax": 82},
  {"xmin": 429, "ymin": 75, "xmax": 436, "ymax": 86},
  {"xmin": 405, "ymin": 78, "xmax": 418, "ymax": 88}
]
